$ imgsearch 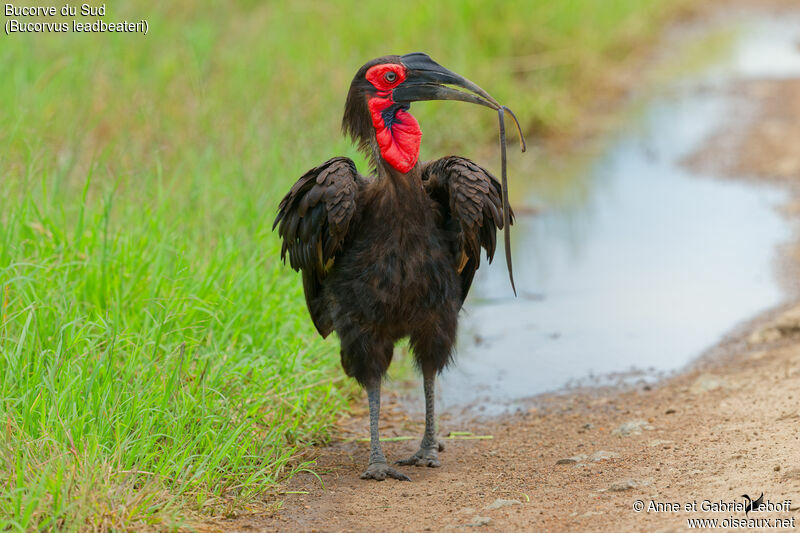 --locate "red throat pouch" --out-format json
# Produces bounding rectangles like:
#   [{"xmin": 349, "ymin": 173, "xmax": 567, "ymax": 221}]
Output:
[{"xmin": 368, "ymin": 97, "xmax": 422, "ymax": 173}]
